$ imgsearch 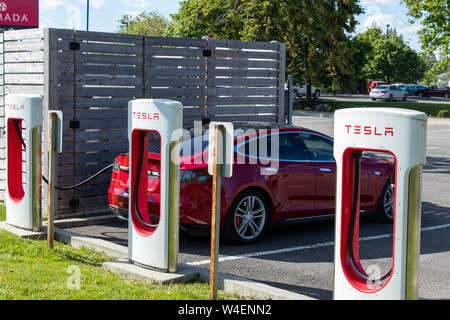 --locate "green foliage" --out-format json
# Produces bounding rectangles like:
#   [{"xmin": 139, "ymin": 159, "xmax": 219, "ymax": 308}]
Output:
[
  {"xmin": 167, "ymin": 0, "xmax": 363, "ymax": 98},
  {"xmin": 0, "ymin": 228, "xmax": 240, "ymax": 300},
  {"xmin": 312, "ymin": 100, "xmax": 446, "ymax": 117},
  {"xmin": 402, "ymin": 0, "xmax": 449, "ymax": 72},
  {"xmin": 117, "ymin": 11, "xmax": 170, "ymax": 36},
  {"xmin": 351, "ymin": 26, "xmax": 426, "ymax": 84},
  {"xmin": 437, "ymin": 109, "xmax": 449, "ymax": 118}
]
